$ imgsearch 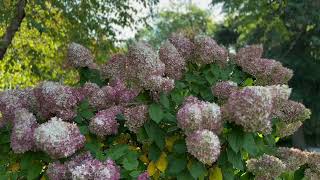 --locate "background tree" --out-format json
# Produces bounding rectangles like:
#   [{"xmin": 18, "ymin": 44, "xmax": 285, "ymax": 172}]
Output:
[
  {"xmin": 134, "ymin": 4, "xmax": 216, "ymax": 48},
  {"xmin": 0, "ymin": 0, "xmax": 158, "ymax": 89},
  {"xmin": 212, "ymin": 0, "xmax": 320, "ymax": 148}
]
